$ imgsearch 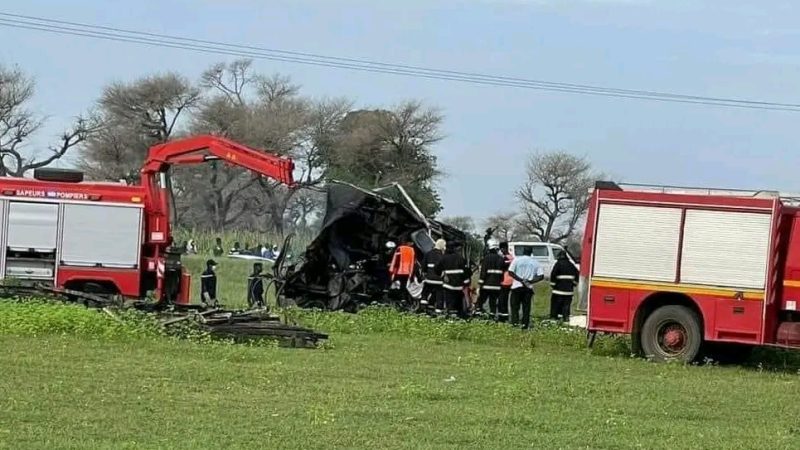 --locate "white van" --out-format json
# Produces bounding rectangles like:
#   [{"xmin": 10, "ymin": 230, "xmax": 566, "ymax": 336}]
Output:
[{"xmin": 507, "ymin": 242, "xmax": 578, "ymax": 279}]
